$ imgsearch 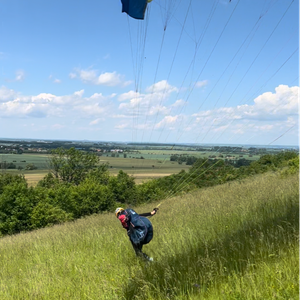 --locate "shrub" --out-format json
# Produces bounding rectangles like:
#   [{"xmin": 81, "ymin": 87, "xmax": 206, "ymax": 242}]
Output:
[
  {"xmin": 108, "ymin": 170, "xmax": 136, "ymax": 204},
  {"xmin": 25, "ymin": 163, "xmax": 37, "ymax": 170},
  {"xmin": 30, "ymin": 201, "xmax": 73, "ymax": 229},
  {"xmin": 71, "ymin": 181, "xmax": 115, "ymax": 217},
  {"xmin": 37, "ymin": 173, "xmax": 60, "ymax": 188},
  {"xmin": 281, "ymin": 156, "xmax": 299, "ymax": 176},
  {"xmin": 136, "ymin": 179, "xmax": 166, "ymax": 203},
  {"xmin": 0, "ymin": 182, "xmax": 36, "ymax": 235},
  {"xmin": 0, "ymin": 174, "xmax": 27, "ymax": 194}
]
